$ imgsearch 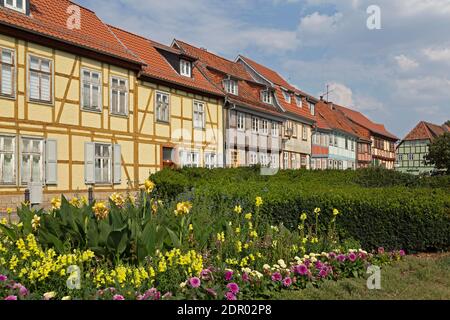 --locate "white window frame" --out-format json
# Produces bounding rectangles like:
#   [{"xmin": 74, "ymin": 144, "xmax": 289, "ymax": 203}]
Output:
[
  {"xmin": 270, "ymin": 154, "xmax": 278, "ymax": 169},
  {"xmin": 302, "ymin": 125, "xmax": 308, "ymax": 141},
  {"xmin": 259, "ymin": 153, "xmax": 268, "ymax": 166},
  {"xmin": 295, "ymin": 95, "xmax": 302, "ymax": 108},
  {"xmin": 110, "ymin": 76, "xmax": 129, "ymax": 116},
  {"xmin": 28, "ymin": 55, "xmax": 53, "ymax": 104},
  {"xmin": 283, "ymin": 152, "xmax": 289, "ymax": 169},
  {"xmin": 155, "ymin": 91, "xmax": 170, "ymax": 123},
  {"xmin": 271, "ymin": 122, "xmax": 279, "ymax": 137},
  {"xmin": 237, "ymin": 112, "xmax": 245, "ymax": 131},
  {"xmin": 5, "ymin": 0, "xmax": 26, "ymax": 13},
  {"xmin": 260, "ymin": 119, "xmax": 268, "ymax": 135},
  {"xmin": 309, "ymin": 102, "xmax": 316, "ymax": 116},
  {"xmin": 251, "ymin": 117, "xmax": 259, "ymax": 133},
  {"xmin": 193, "ymin": 100, "xmax": 205, "ymax": 129},
  {"xmin": 224, "ymin": 79, "xmax": 238, "ymax": 95},
  {"xmin": 180, "ymin": 150, "xmax": 200, "ymax": 168},
  {"xmin": 180, "ymin": 59, "xmax": 192, "ymax": 77},
  {"xmin": 94, "ymin": 143, "xmax": 112, "ymax": 184},
  {"xmin": 204, "ymin": 152, "xmax": 217, "ymax": 169},
  {"xmin": 0, "ymin": 47, "xmax": 15, "ymax": 98},
  {"xmin": 282, "ymin": 90, "xmax": 291, "ymax": 103},
  {"xmin": 0, "ymin": 135, "xmax": 16, "ymax": 185},
  {"xmin": 20, "ymin": 137, "xmax": 44, "ymax": 185},
  {"xmin": 81, "ymin": 68, "xmax": 102, "ymax": 112},
  {"xmin": 249, "ymin": 151, "xmax": 258, "ymax": 165},
  {"xmin": 261, "ymin": 90, "xmax": 272, "ymax": 104}
]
